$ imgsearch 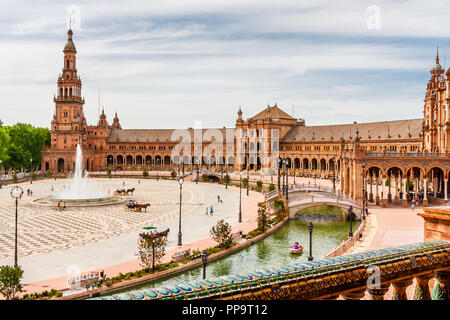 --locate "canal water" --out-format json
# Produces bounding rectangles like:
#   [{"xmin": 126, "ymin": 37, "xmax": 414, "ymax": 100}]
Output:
[{"xmin": 110, "ymin": 210, "xmax": 360, "ymax": 294}]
